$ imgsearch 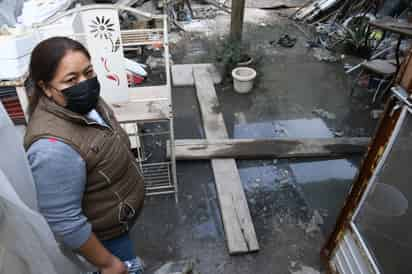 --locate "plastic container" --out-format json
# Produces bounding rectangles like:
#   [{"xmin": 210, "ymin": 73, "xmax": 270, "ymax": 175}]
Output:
[
  {"xmin": 232, "ymin": 67, "xmax": 257, "ymax": 94},
  {"xmin": 0, "ymin": 33, "xmax": 37, "ymax": 80},
  {"xmin": 0, "ymin": 57, "xmax": 30, "ymax": 80}
]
